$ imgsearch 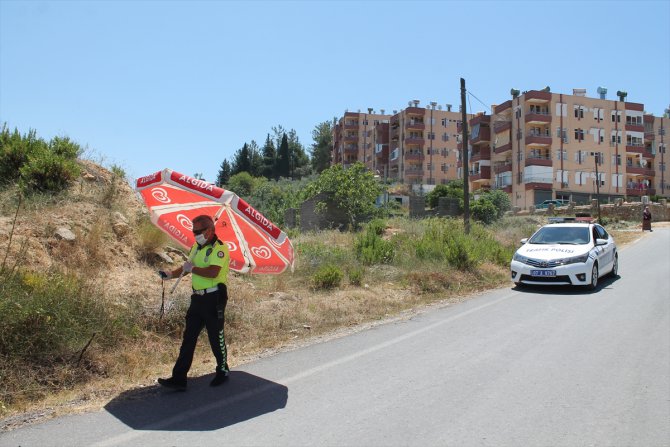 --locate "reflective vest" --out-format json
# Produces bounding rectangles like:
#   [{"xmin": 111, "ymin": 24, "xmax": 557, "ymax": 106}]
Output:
[{"xmin": 188, "ymin": 238, "xmax": 229, "ymax": 290}]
